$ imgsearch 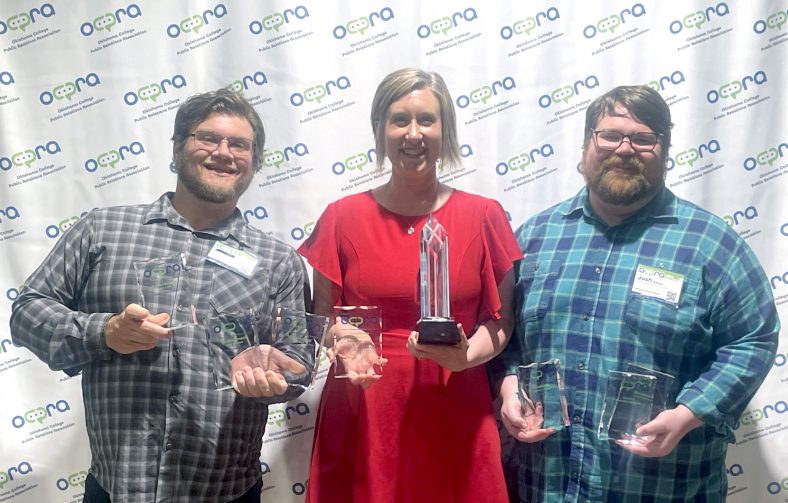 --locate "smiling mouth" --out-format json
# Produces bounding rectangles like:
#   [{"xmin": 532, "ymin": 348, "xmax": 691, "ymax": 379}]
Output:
[
  {"xmin": 401, "ymin": 148, "xmax": 426, "ymax": 157},
  {"xmin": 204, "ymin": 163, "xmax": 237, "ymax": 175}
]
